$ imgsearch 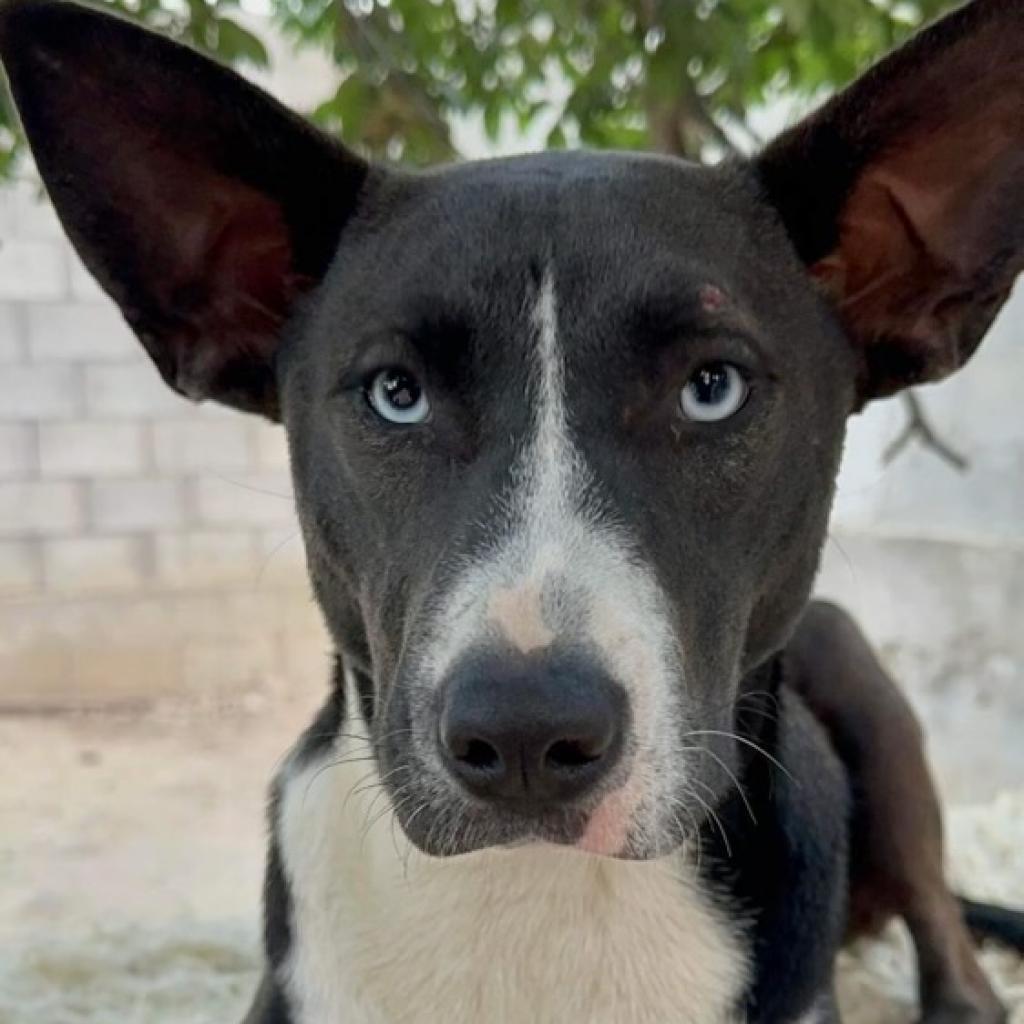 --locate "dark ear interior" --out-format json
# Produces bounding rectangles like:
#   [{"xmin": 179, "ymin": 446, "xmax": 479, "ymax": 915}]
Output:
[
  {"xmin": 757, "ymin": 0, "xmax": 1024, "ymax": 402},
  {"xmin": 0, "ymin": 0, "xmax": 369, "ymax": 419}
]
